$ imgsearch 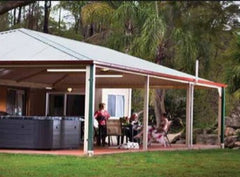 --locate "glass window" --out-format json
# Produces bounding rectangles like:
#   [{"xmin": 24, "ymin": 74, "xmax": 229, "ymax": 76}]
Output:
[
  {"xmin": 6, "ymin": 89, "xmax": 26, "ymax": 116},
  {"xmin": 107, "ymin": 95, "xmax": 125, "ymax": 117},
  {"xmin": 48, "ymin": 94, "xmax": 64, "ymax": 116},
  {"xmin": 67, "ymin": 95, "xmax": 85, "ymax": 116},
  {"xmin": 116, "ymin": 95, "xmax": 124, "ymax": 117},
  {"xmin": 108, "ymin": 95, "xmax": 116, "ymax": 116},
  {"xmin": 47, "ymin": 93, "xmax": 85, "ymax": 116}
]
